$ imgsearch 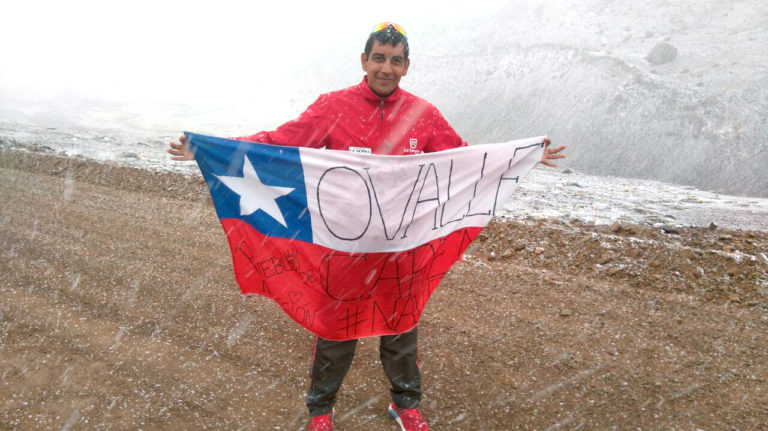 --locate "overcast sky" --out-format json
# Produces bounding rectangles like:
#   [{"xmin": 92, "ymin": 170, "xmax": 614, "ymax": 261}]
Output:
[{"xmin": 0, "ymin": 0, "xmax": 508, "ymax": 106}]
